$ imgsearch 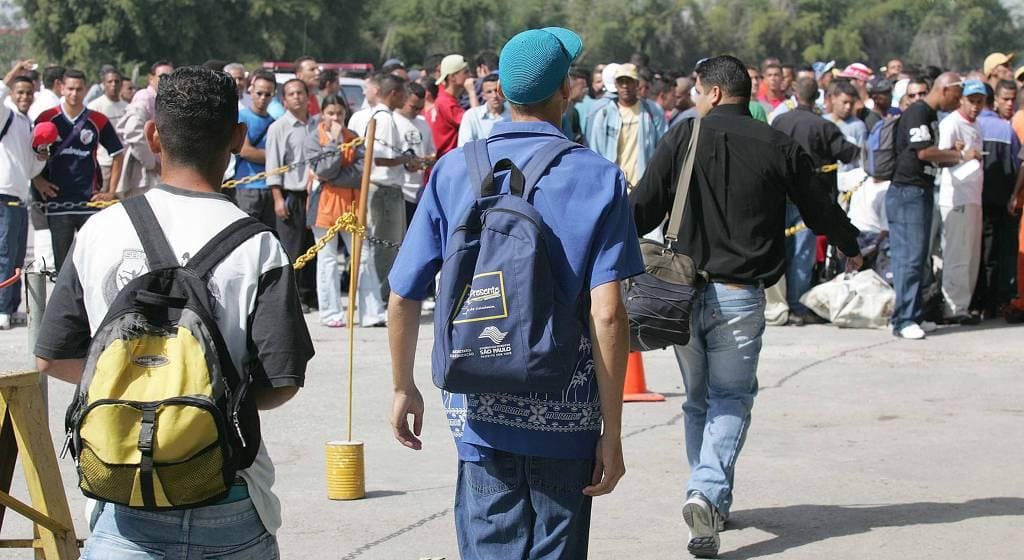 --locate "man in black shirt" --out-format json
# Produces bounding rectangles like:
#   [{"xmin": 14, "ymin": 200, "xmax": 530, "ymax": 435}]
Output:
[
  {"xmin": 630, "ymin": 56, "xmax": 860, "ymax": 558},
  {"xmin": 887, "ymin": 72, "xmax": 965, "ymax": 339},
  {"xmin": 772, "ymin": 76, "xmax": 859, "ymax": 324}
]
